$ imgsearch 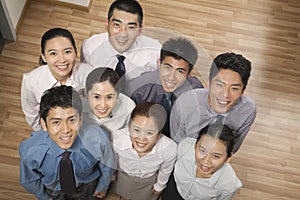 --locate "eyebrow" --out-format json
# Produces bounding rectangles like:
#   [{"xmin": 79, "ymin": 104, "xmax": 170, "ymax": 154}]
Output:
[
  {"xmin": 111, "ymin": 18, "xmax": 138, "ymax": 26},
  {"xmin": 48, "ymin": 115, "xmax": 77, "ymax": 121},
  {"xmin": 215, "ymin": 79, "xmax": 243, "ymax": 87},
  {"xmin": 47, "ymin": 47, "xmax": 73, "ymax": 53},
  {"xmin": 162, "ymin": 63, "xmax": 187, "ymax": 72}
]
